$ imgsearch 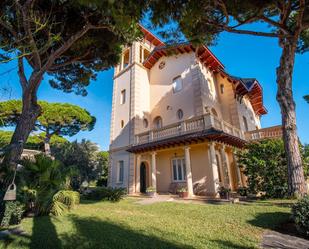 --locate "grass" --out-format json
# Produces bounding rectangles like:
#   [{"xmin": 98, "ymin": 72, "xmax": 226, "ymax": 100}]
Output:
[{"xmin": 0, "ymin": 198, "xmax": 293, "ymax": 249}]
